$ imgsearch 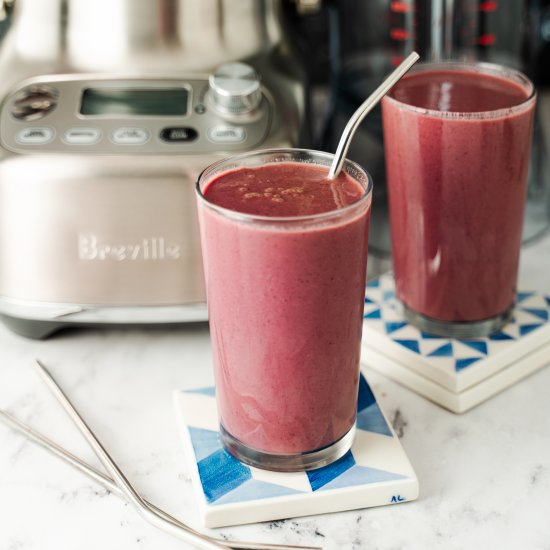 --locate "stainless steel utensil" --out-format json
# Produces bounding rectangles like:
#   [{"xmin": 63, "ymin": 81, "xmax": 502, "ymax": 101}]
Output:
[
  {"xmin": 0, "ymin": 360, "xmax": 321, "ymax": 550},
  {"xmin": 328, "ymin": 51, "xmax": 419, "ymax": 179}
]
